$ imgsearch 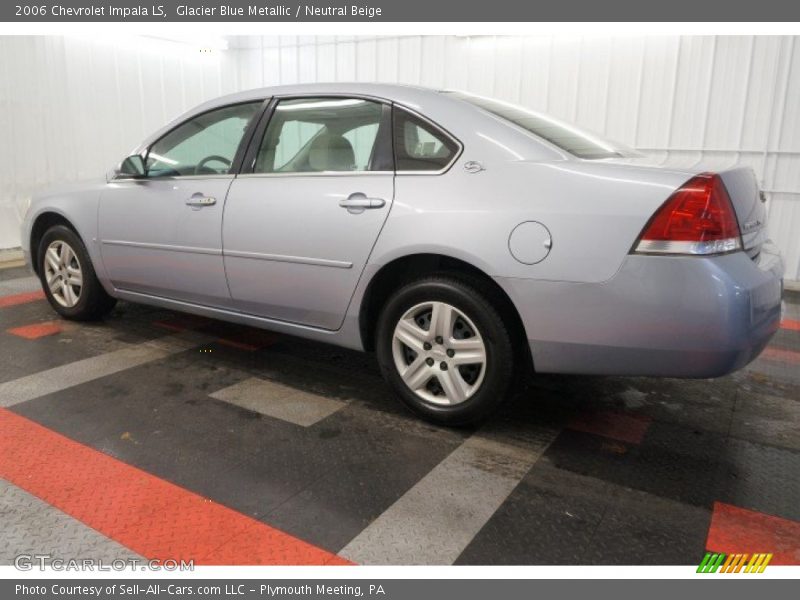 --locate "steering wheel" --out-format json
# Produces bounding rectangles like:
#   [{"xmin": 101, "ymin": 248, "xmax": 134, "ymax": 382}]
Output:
[{"xmin": 194, "ymin": 155, "xmax": 232, "ymax": 175}]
